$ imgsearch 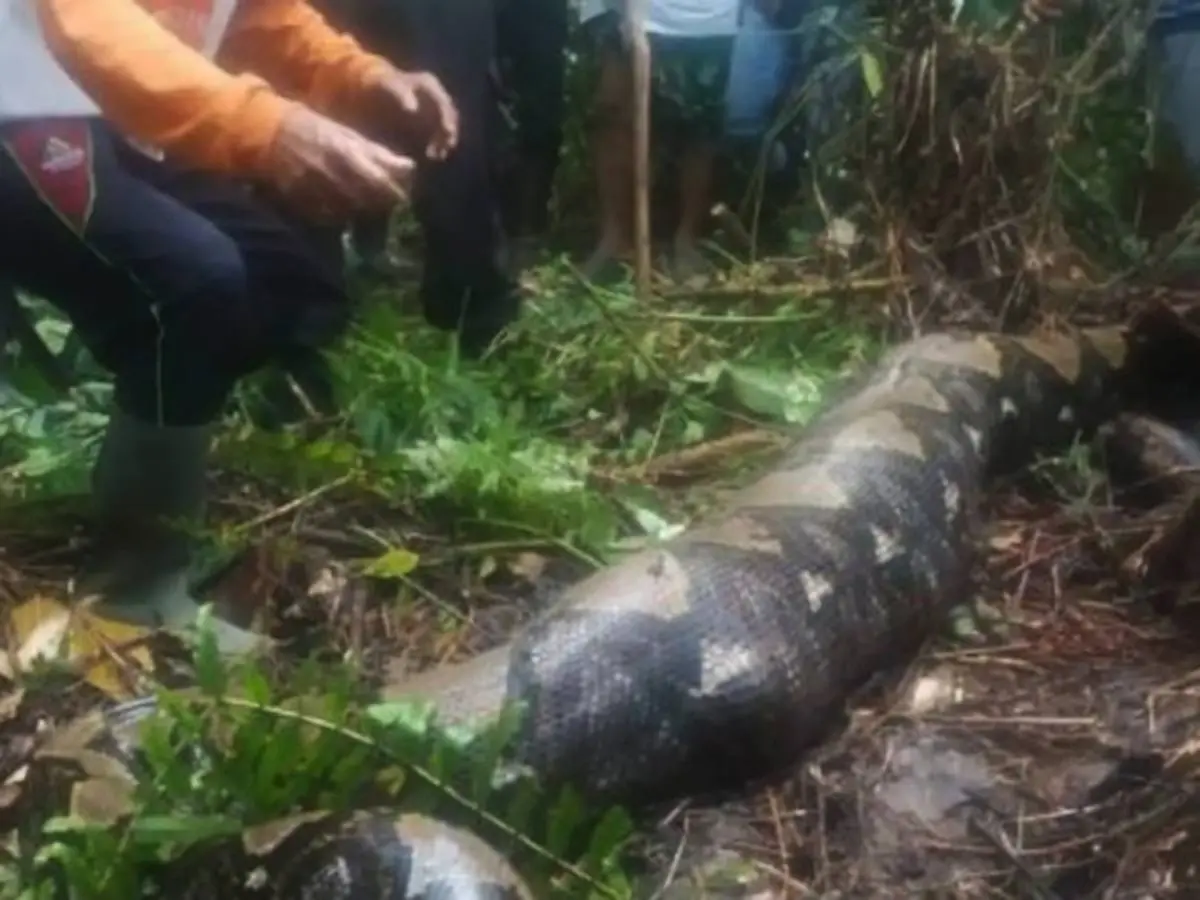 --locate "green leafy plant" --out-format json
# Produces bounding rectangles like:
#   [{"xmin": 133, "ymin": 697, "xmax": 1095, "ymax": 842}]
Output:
[{"xmin": 13, "ymin": 624, "xmax": 634, "ymax": 899}]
